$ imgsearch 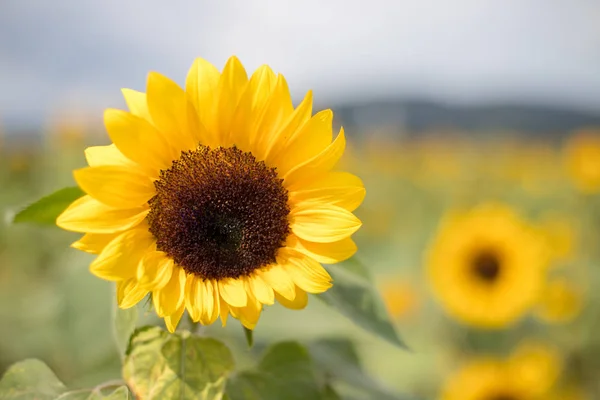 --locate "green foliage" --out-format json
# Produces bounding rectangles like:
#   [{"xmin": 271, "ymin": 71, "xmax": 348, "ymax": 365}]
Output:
[
  {"xmin": 309, "ymin": 338, "xmax": 404, "ymax": 400},
  {"xmin": 226, "ymin": 342, "xmax": 323, "ymax": 400},
  {"xmin": 318, "ymin": 259, "xmax": 406, "ymax": 349},
  {"xmin": 0, "ymin": 359, "xmax": 66, "ymax": 400},
  {"xmin": 0, "ymin": 359, "xmax": 131, "ymax": 400},
  {"xmin": 55, "ymin": 386, "xmax": 132, "ymax": 400},
  {"xmin": 122, "ymin": 326, "xmax": 235, "ymax": 399},
  {"xmin": 12, "ymin": 186, "xmax": 83, "ymax": 225}
]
